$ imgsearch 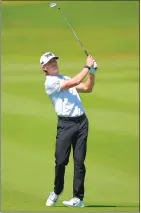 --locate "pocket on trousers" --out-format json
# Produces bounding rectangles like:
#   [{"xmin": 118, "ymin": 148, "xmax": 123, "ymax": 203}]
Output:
[{"xmin": 57, "ymin": 120, "xmax": 64, "ymax": 130}]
